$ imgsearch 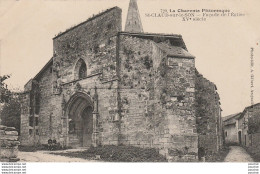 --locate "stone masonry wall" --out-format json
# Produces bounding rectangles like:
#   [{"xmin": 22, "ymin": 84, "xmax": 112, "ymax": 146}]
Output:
[
  {"xmin": 20, "ymin": 92, "xmax": 31, "ymax": 145},
  {"xmin": 195, "ymin": 71, "xmax": 223, "ymax": 157},
  {"xmin": 246, "ymin": 104, "xmax": 260, "ymax": 155},
  {"xmin": 50, "ymin": 7, "xmax": 122, "ymax": 146},
  {"xmin": 118, "ymin": 34, "xmax": 198, "ymax": 161},
  {"xmin": 52, "ymin": 7, "xmax": 121, "ymax": 85},
  {"xmin": 20, "ymin": 7, "xmax": 122, "ymax": 147},
  {"xmin": 20, "ymin": 64, "xmax": 57, "ymax": 146},
  {"xmin": 37, "ymin": 64, "xmax": 62, "ymax": 145},
  {"xmin": 248, "ymin": 132, "xmax": 260, "ymax": 155},
  {"xmin": 0, "ymin": 125, "xmax": 20, "ymax": 162},
  {"xmin": 60, "ymin": 75, "xmax": 120, "ymax": 146},
  {"xmin": 118, "ymin": 34, "xmax": 166, "ymax": 148},
  {"xmin": 165, "ymin": 56, "xmax": 197, "ymax": 162}
]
